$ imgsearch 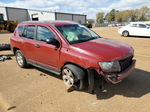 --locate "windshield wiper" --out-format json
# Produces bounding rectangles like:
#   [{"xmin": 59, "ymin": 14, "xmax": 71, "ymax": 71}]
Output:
[
  {"xmin": 70, "ymin": 37, "xmax": 99, "ymax": 44},
  {"xmin": 80, "ymin": 37, "xmax": 97, "ymax": 42}
]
